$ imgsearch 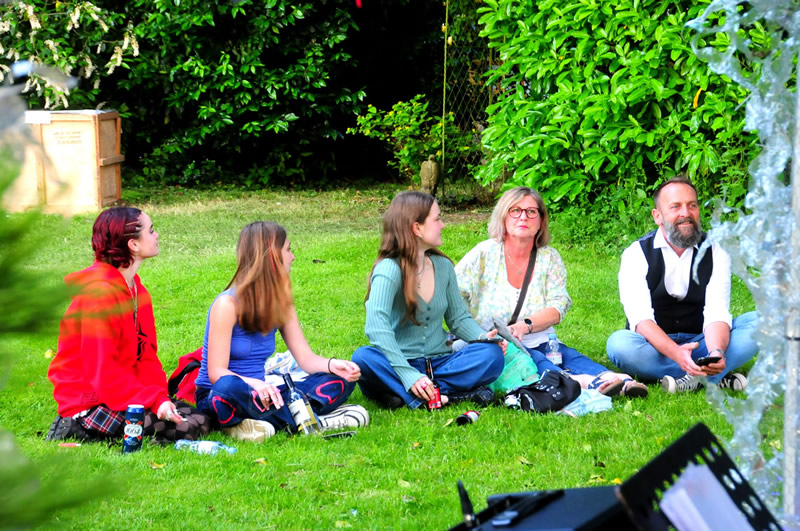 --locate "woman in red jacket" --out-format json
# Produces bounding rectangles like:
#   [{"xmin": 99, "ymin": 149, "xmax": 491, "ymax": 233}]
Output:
[{"xmin": 46, "ymin": 207, "xmax": 210, "ymax": 442}]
